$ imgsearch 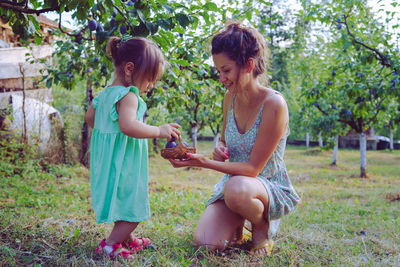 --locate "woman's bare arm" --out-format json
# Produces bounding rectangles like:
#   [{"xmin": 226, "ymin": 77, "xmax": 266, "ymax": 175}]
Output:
[
  {"xmin": 213, "ymin": 91, "xmax": 233, "ymax": 161},
  {"xmin": 170, "ymin": 93, "xmax": 288, "ymax": 177}
]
